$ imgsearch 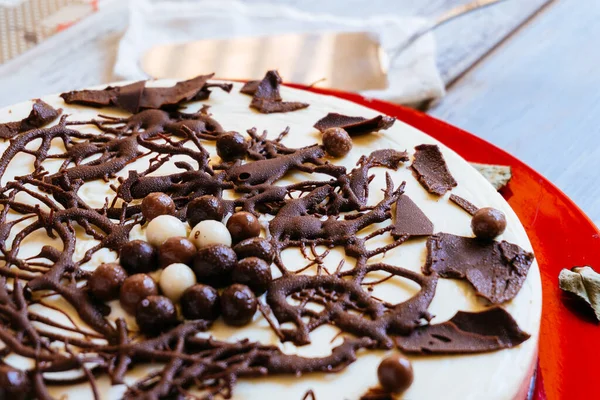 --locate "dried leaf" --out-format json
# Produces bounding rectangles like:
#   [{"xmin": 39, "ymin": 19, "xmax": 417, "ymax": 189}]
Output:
[
  {"xmin": 559, "ymin": 266, "xmax": 600, "ymax": 321},
  {"xmin": 470, "ymin": 163, "xmax": 512, "ymax": 191}
]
